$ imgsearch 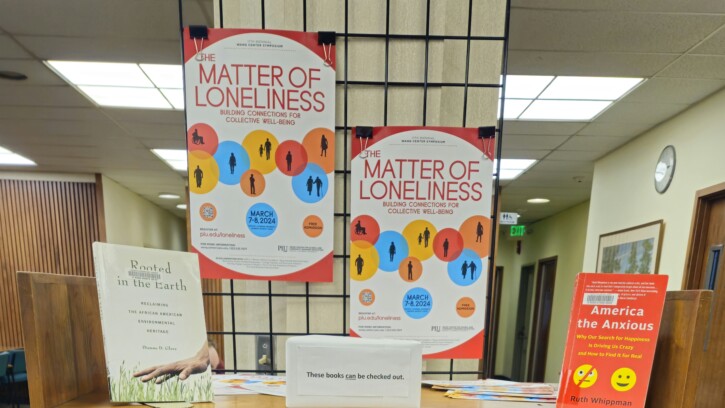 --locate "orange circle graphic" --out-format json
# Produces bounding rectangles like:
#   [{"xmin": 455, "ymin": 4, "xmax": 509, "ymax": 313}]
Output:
[
  {"xmin": 456, "ymin": 297, "xmax": 476, "ymax": 318},
  {"xmin": 459, "ymin": 216, "xmax": 491, "ymax": 258},
  {"xmin": 303, "ymin": 215, "xmax": 324, "ymax": 238},
  {"xmin": 398, "ymin": 257, "xmax": 423, "ymax": 283},
  {"xmin": 240, "ymin": 169, "xmax": 266, "ymax": 197},
  {"xmin": 199, "ymin": 202, "xmax": 217, "ymax": 221},
  {"xmin": 359, "ymin": 289, "xmax": 375, "ymax": 306},
  {"xmin": 302, "ymin": 128, "xmax": 335, "ymax": 173}
]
